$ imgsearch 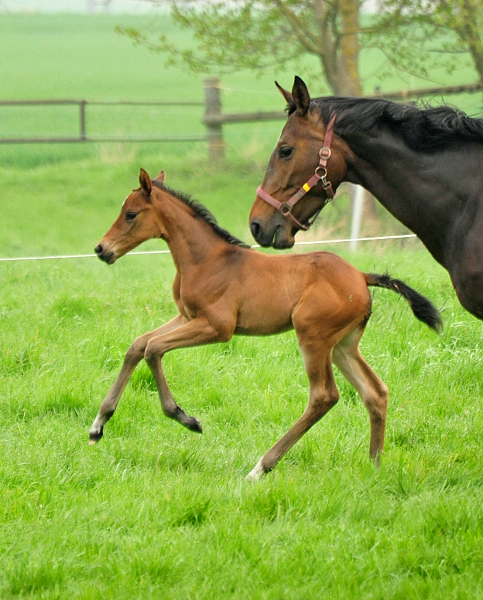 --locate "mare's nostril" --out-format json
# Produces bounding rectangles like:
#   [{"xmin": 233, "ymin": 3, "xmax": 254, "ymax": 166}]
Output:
[
  {"xmin": 95, "ymin": 244, "xmax": 103, "ymax": 255},
  {"xmin": 250, "ymin": 220, "xmax": 262, "ymax": 240}
]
